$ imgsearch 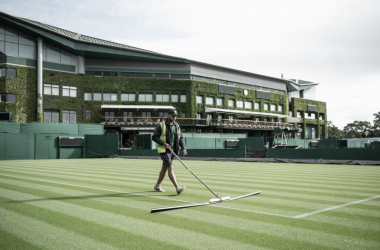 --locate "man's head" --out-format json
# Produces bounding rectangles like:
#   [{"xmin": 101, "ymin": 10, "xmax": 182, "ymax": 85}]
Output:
[{"xmin": 167, "ymin": 109, "xmax": 178, "ymax": 123}]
